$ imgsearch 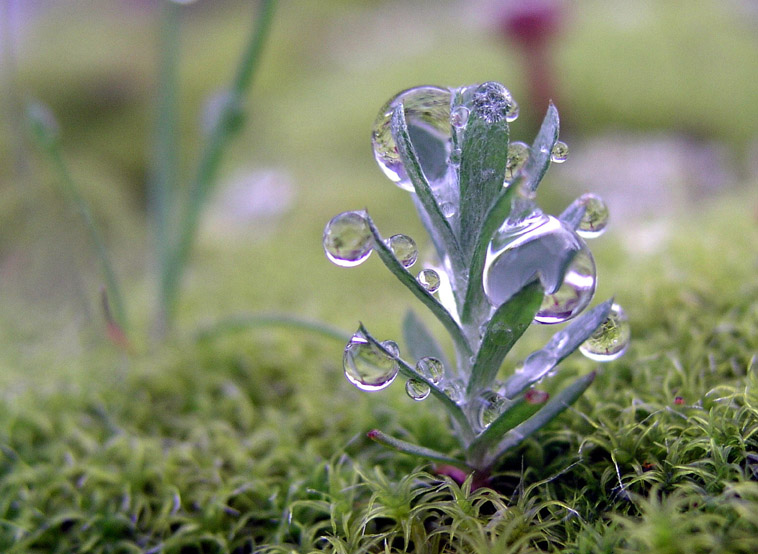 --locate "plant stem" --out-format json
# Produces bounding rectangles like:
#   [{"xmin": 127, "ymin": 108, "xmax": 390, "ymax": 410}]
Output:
[{"xmin": 158, "ymin": 0, "xmax": 277, "ymax": 334}]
